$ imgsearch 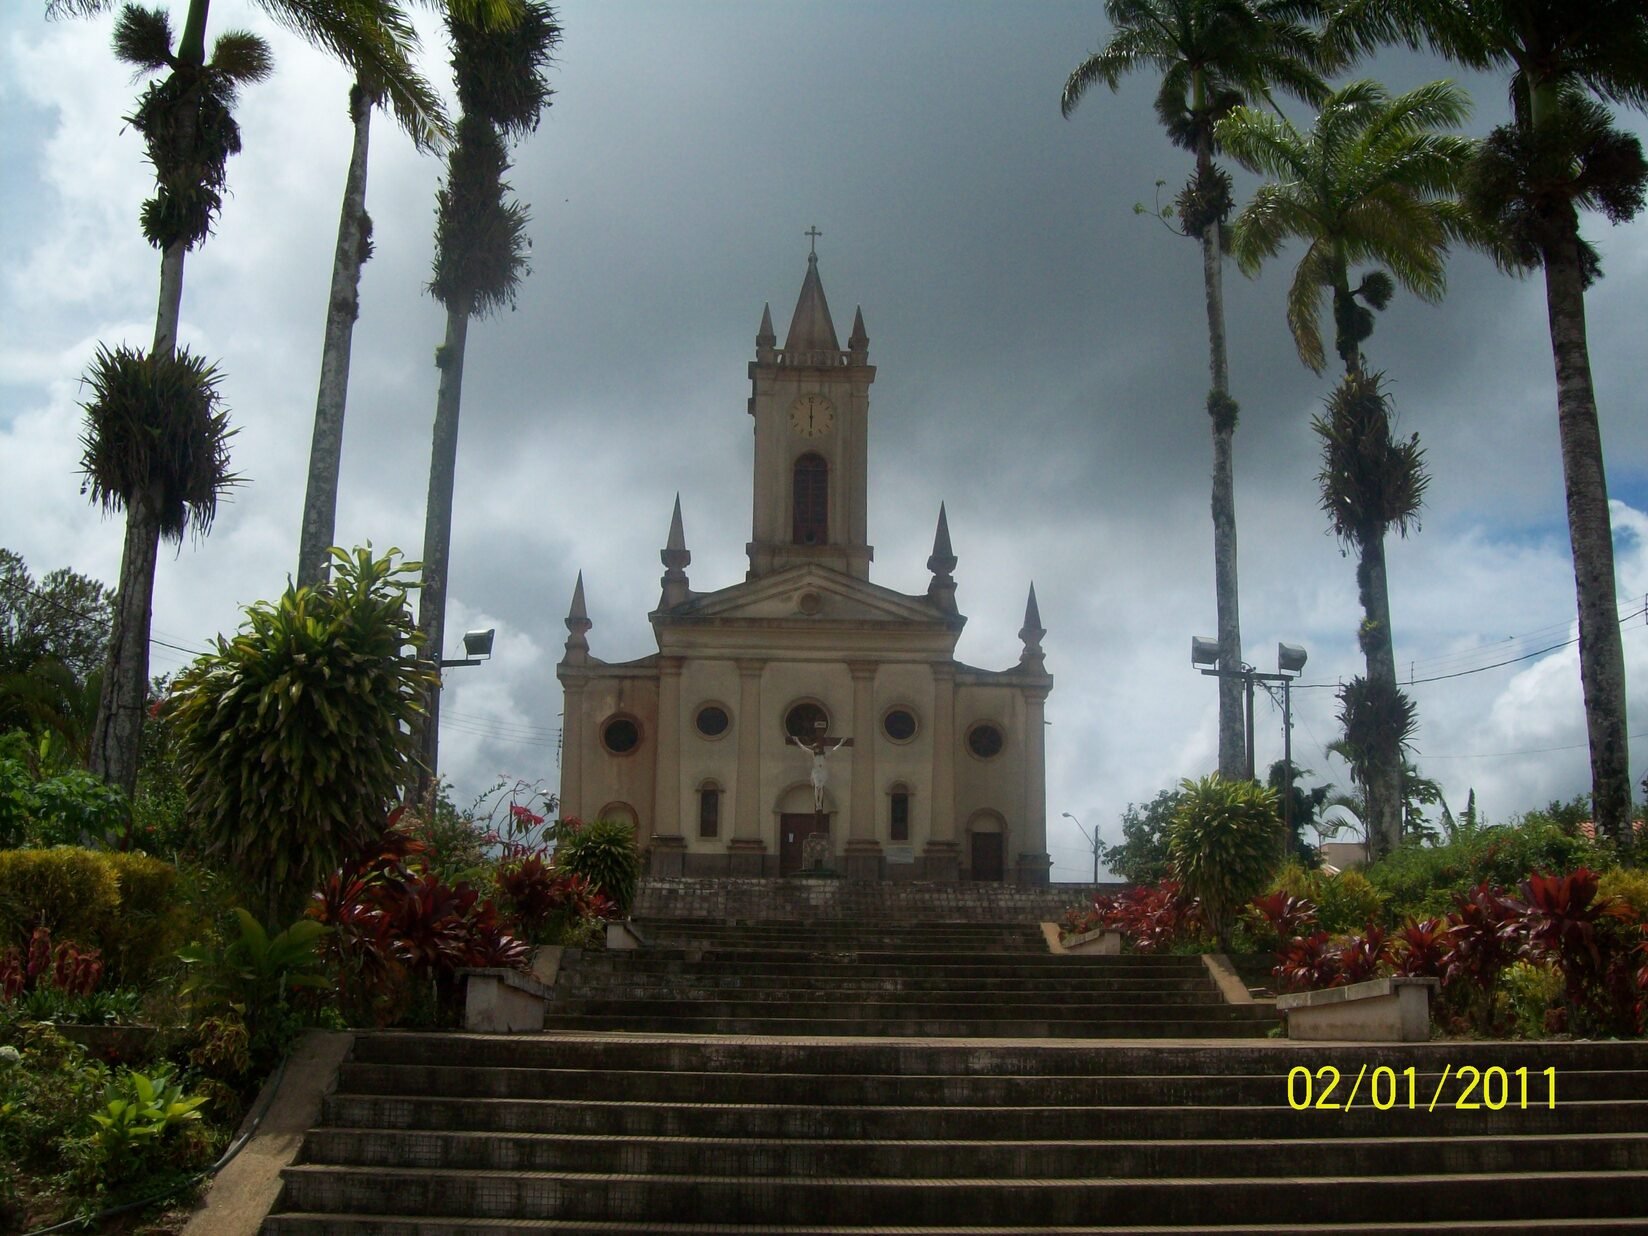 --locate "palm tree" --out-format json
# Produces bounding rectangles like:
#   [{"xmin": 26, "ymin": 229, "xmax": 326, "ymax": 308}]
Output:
[
  {"xmin": 1327, "ymin": 3, "xmax": 1647, "ymax": 843},
  {"xmin": 1215, "ymin": 79, "xmax": 1479, "ymax": 374},
  {"xmin": 49, "ymin": 0, "xmax": 442, "ymax": 795},
  {"xmin": 415, "ymin": 1, "xmax": 559, "ymax": 800},
  {"xmin": 297, "ymin": 0, "xmax": 519, "ymax": 591},
  {"xmin": 1216, "ymin": 80, "xmax": 1470, "ymax": 856},
  {"xmin": 1061, "ymin": 0, "xmax": 1325, "ymax": 781},
  {"xmin": 79, "ymin": 345, "xmax": 236, "ymax": 796},
  {"xmin": 50, "ymin": 0, "xmax": 442, "ymax": 359}
]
